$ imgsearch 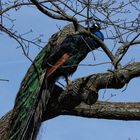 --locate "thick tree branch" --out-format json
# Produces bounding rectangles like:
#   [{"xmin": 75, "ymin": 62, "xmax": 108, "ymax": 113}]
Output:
[
  {"xmin": 1, "ymin": 62, "xmax": 140, "ymax": 139},
  {"xmin": 43, "ymin": 62, "xmax": 140, "ymax": 121},
  {"xmin": 1, "ymin": 100, "xmax": 140, "ymax": 139},
  {"xmin": 44, "ymin": 62, "xmax": 137, "ymax": 118},
  {"xmin": 61, "ymin": 101, "xmax": 140, "ymax": 121}
]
